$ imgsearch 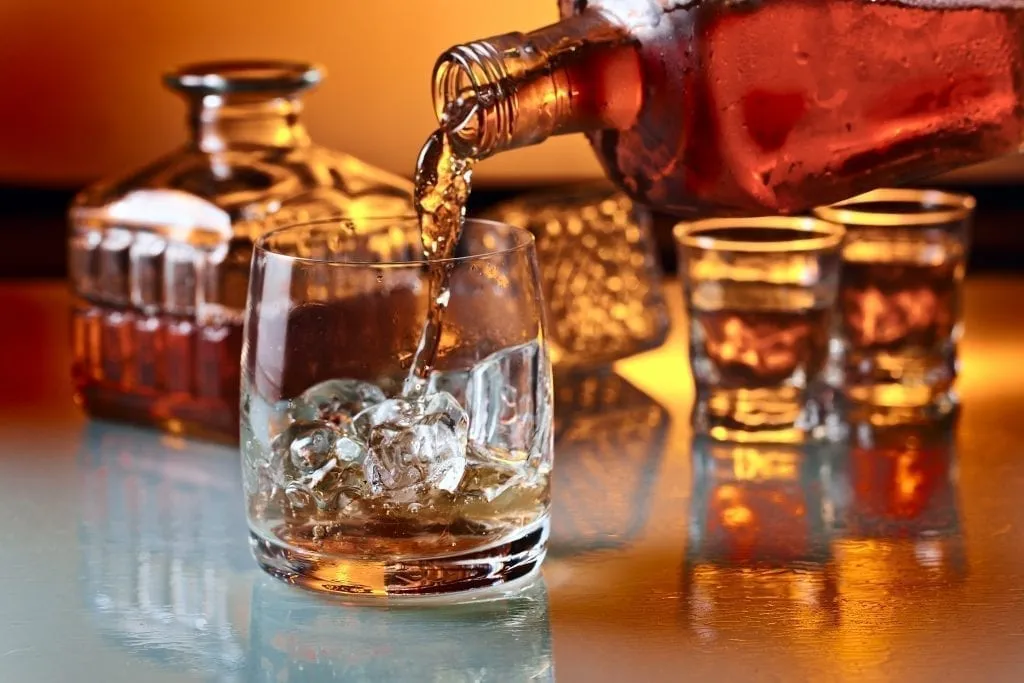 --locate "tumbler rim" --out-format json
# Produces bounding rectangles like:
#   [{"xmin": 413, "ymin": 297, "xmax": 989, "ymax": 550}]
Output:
[{"xmin": 254, "ymin": 216, "xmax": 536, "ymax": 268}]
